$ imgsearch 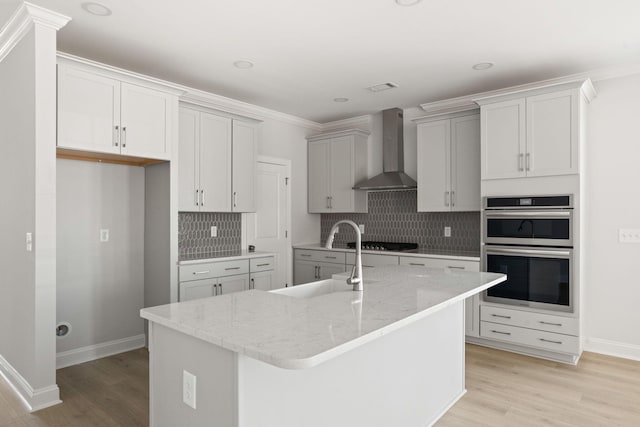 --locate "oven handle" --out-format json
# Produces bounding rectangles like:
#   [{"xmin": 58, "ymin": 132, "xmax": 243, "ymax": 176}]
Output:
[
  {"xmin": 485, "ymin": 247, "xmax": 572, "ymax": 257},
  {"xmin": 485, "ymin": 211, "xmax": 571, "ymax": 218}
]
